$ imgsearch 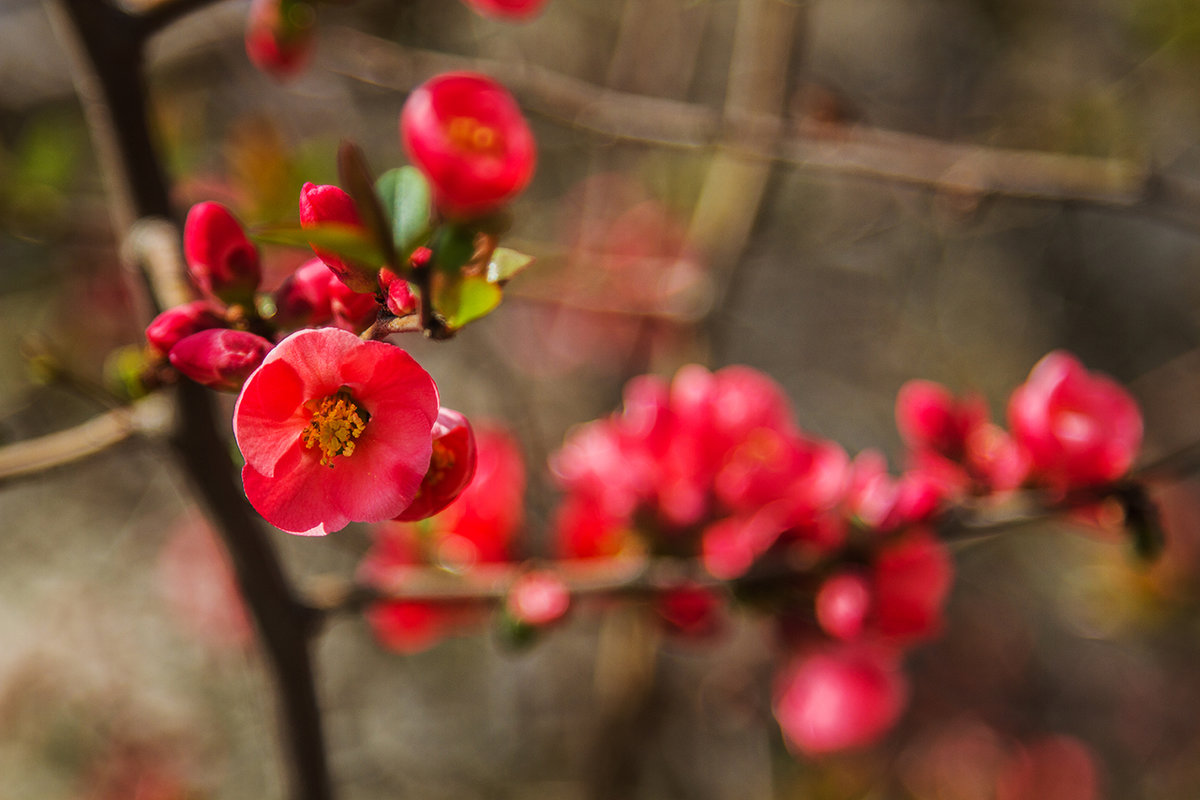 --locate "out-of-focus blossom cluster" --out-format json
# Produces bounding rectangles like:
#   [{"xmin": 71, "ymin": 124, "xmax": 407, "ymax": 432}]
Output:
[{"xmin": 550, "ymin": 354, "xmax": 1143, "ymax": 755}]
